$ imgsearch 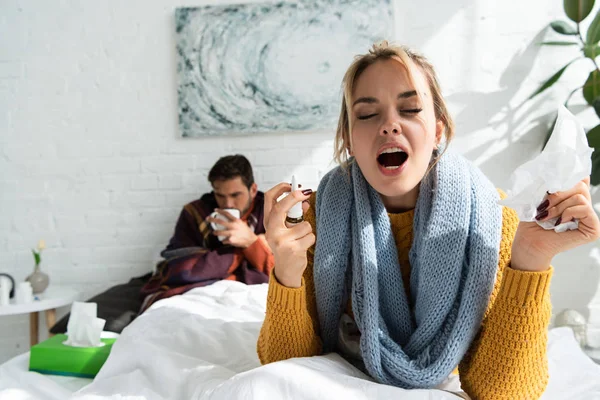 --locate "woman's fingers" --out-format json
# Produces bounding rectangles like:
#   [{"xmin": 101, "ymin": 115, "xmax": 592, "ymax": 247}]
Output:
[
  {"xmin": 560, "ymin": 204, "xmax": 600, "ymax": 233},
  {"xmin": 268, "ymin": 221, "xmax": 313, "ymax": 248},
  {"xmin": 288, "ymin": 221, "xmax": 313, "ymax": 240},
  {"xmin": 268, "ymin": 189, "xmax": 312, "ymax": 230},
  {"xmin": 536, "ymin": 180, "xmax": 600, "ymax": 235},
  {"xmin": 539, "ymin": 193, "xmax": 589, "ymax": 222},
  {"xmin": 264, "ymin": 182, "xmax": 293, "ymax": 227},
  {"xmin": 537, "ymin": 178, "xmax": 592, "ymax": 221},
  {"xmin": 295, "ymin": 231, "xmax": 316, "ymax": 249},
  {"xmin": 583, "ymin": 175, "xmax": 591, "ymax": 187},
  {"xmin": 546, "ymin": 179, "xmax": 591, "ymax": 206},
  {"xmin": 559, "ymin": 205, "xmax": 589, "ymax": 224}
]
